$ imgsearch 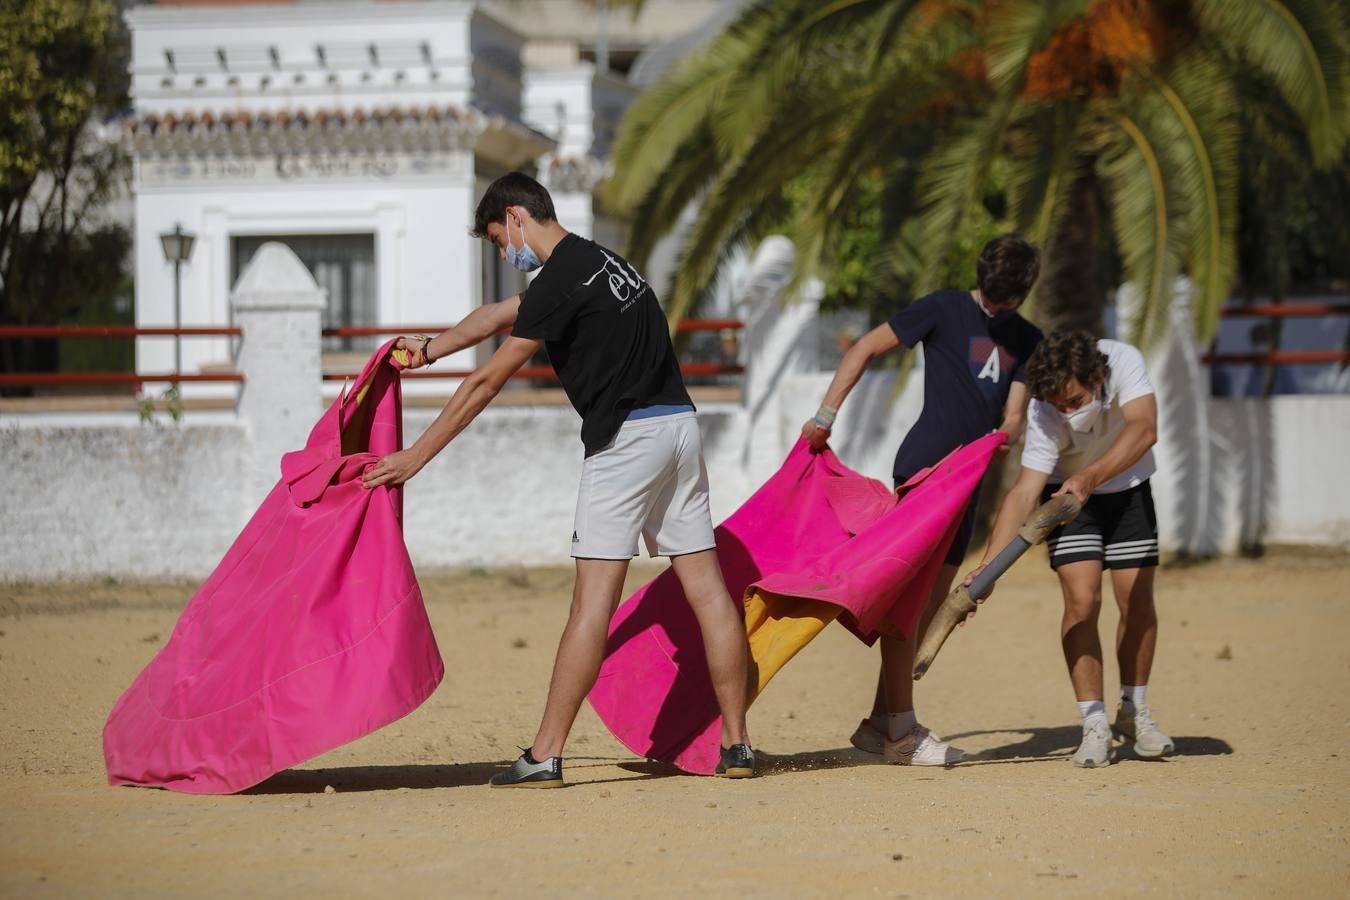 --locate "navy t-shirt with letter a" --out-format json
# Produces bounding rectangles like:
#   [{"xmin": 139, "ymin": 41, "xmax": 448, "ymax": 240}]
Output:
[{"xmin": 887, "ymin": 290, "xmax": 1043, "ymax": 481}]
